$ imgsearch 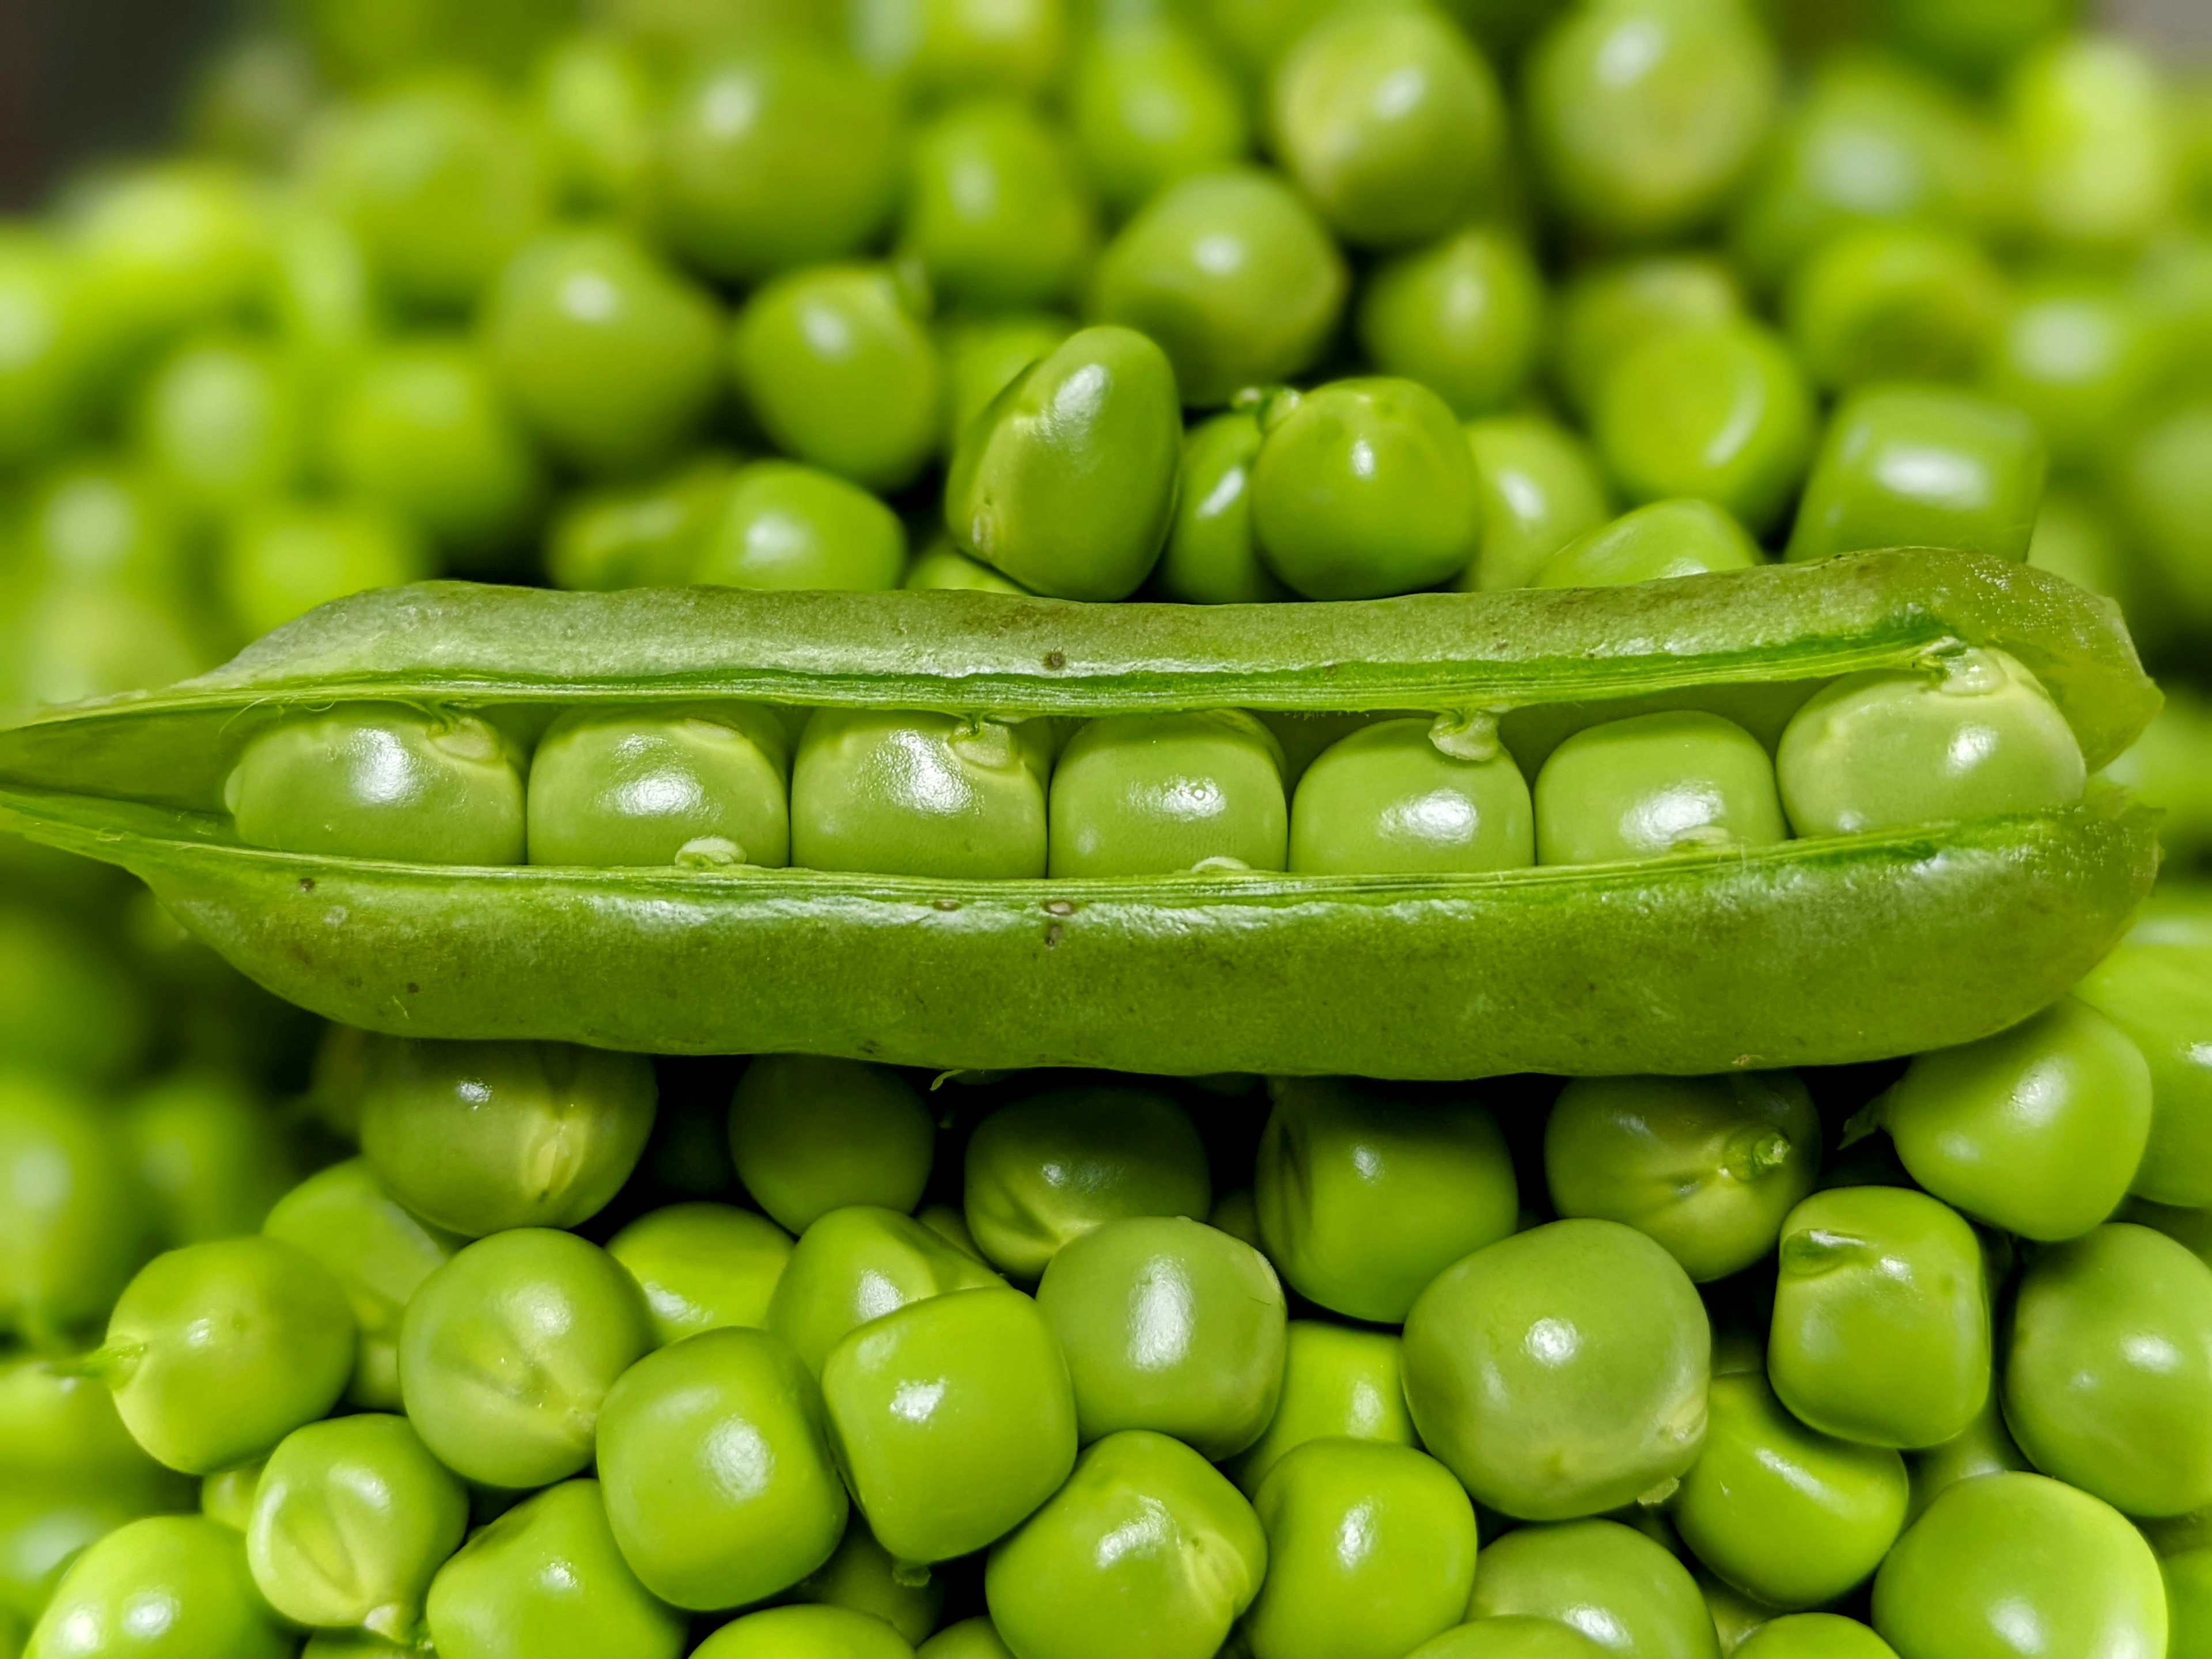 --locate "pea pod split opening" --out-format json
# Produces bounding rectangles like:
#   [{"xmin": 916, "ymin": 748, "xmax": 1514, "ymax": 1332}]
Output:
[{"xmin": 0, "ymin": 548, "xmax": 2160, "ymax": 1079}]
